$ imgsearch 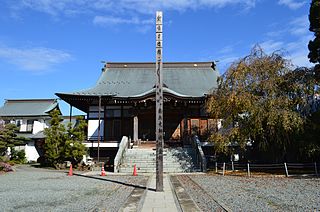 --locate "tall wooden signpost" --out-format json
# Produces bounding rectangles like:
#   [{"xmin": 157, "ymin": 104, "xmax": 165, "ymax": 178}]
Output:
[{"xmin": 155, "ymin": 11, "xmax": 164, "ymax": 192}]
